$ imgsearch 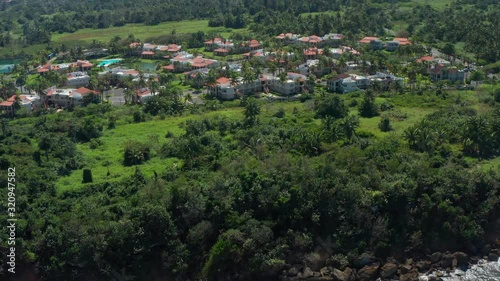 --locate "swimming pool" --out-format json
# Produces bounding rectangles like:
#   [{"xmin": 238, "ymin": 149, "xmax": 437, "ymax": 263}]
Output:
[
  {"xmin": 0, "ymin": 59, "xmax": 22, "ymax": 74},
  {"xmin": 98, "ymin": 58, "xmax": 123, "ymax": 67}
]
